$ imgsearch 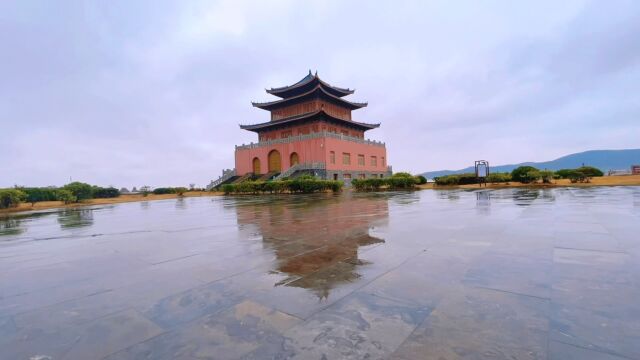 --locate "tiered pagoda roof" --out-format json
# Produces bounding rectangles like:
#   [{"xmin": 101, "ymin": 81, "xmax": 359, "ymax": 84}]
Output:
[
  {"xmin": 243, "ymin": 71, "xmax": 378, "ymax": 133},
  {"xmin": 240, "ymin": 109, "xmax": 380, "ymax": 132}
]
